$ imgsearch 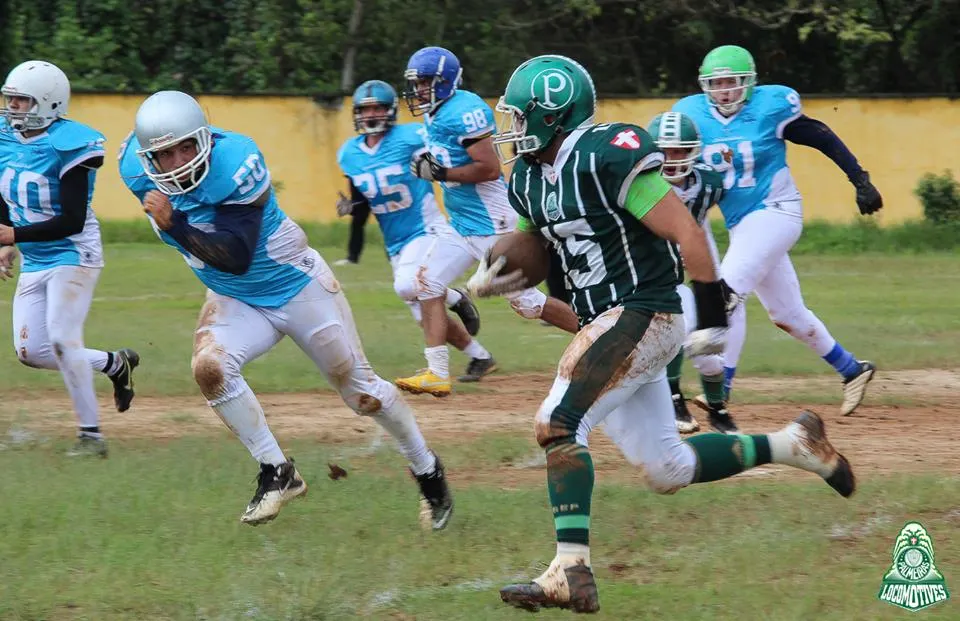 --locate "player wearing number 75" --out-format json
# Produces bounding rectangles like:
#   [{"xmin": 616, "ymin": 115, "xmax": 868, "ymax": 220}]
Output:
[
  {"xmin": 673, "ymin": 45, "xmax": 882, "ymax": 417},
  {"xmin": 119, "ymin": 91, "xmax": 454, "ymax": 530},
  {"xmin": 0, "ymin": 60, "xmax": 140, "ymax": 459}
]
